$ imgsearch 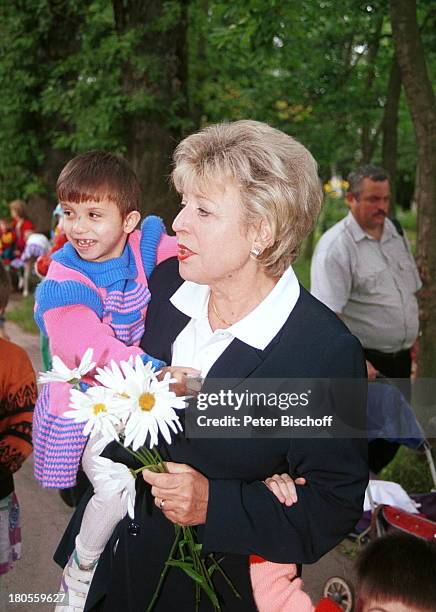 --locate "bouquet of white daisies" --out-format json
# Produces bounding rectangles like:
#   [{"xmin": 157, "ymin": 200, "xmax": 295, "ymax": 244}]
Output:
[{"xmin": 39, "ymin": 350, "xmax": 238, "ymax": 611}]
